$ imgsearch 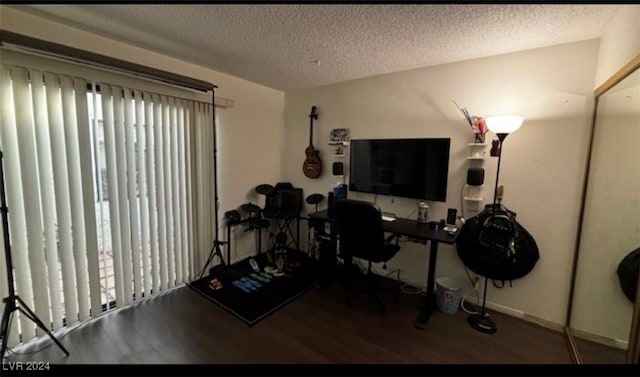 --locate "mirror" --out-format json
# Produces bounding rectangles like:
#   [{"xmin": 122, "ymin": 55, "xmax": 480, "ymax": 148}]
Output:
[{"xmin": 566, "ymin": 55, "xmax": 640, "ymax": 364}]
